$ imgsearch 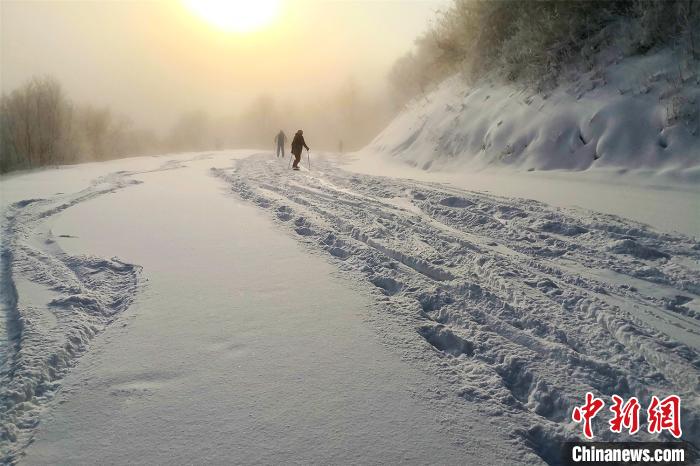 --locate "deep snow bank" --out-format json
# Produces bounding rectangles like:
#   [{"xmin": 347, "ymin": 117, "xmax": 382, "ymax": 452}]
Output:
[{"xmin": 369, "ymin": 49, "xmax": 699, "ymax": 182}]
